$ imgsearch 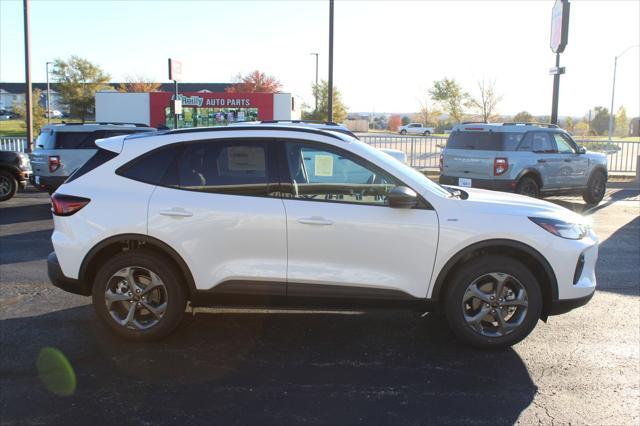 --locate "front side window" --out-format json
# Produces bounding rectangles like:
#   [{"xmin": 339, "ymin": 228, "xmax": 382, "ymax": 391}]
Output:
[
  {"xmin": 531, "ymin": 133, "xmax": 555, "ymax": 153},
  {"xmin": 174, "ymin": 140, "xmax": 271, "ymax": 196},
  {"xmin": 284, "ymin": 142, "xmax": 400, "ymax": 206},
  {"xmin": 553, "ymin": 134, "xmax": 576, "ymax": 154}
]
